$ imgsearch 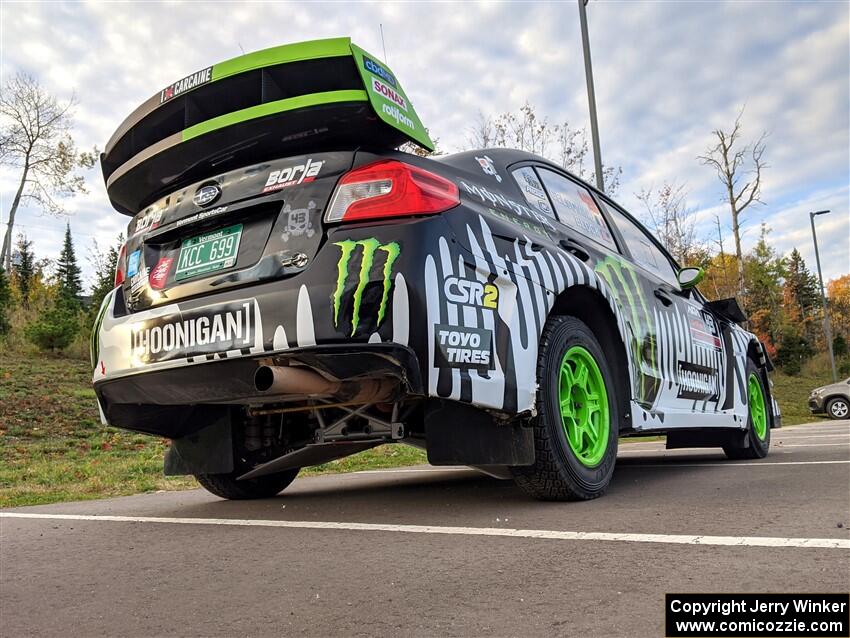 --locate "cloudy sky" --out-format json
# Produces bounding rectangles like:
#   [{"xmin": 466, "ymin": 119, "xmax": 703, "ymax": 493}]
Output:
[{"xmin": 1, "ymin": 0, "xmax": 848, "ymax": 287}]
